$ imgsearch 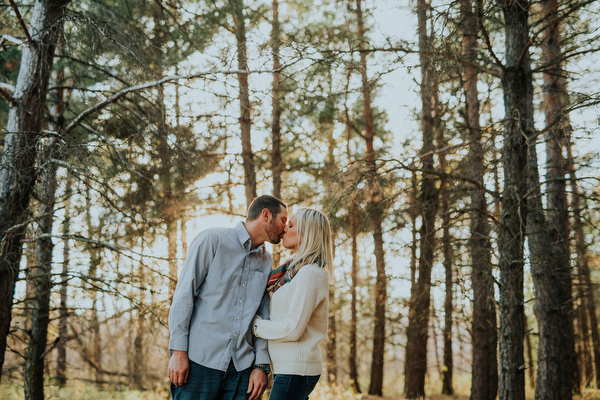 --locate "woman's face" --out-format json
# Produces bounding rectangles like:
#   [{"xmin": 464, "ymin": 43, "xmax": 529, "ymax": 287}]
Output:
[{"xmin": 282, "ymin": 213, "xmax": 300, "ymax": 252}]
